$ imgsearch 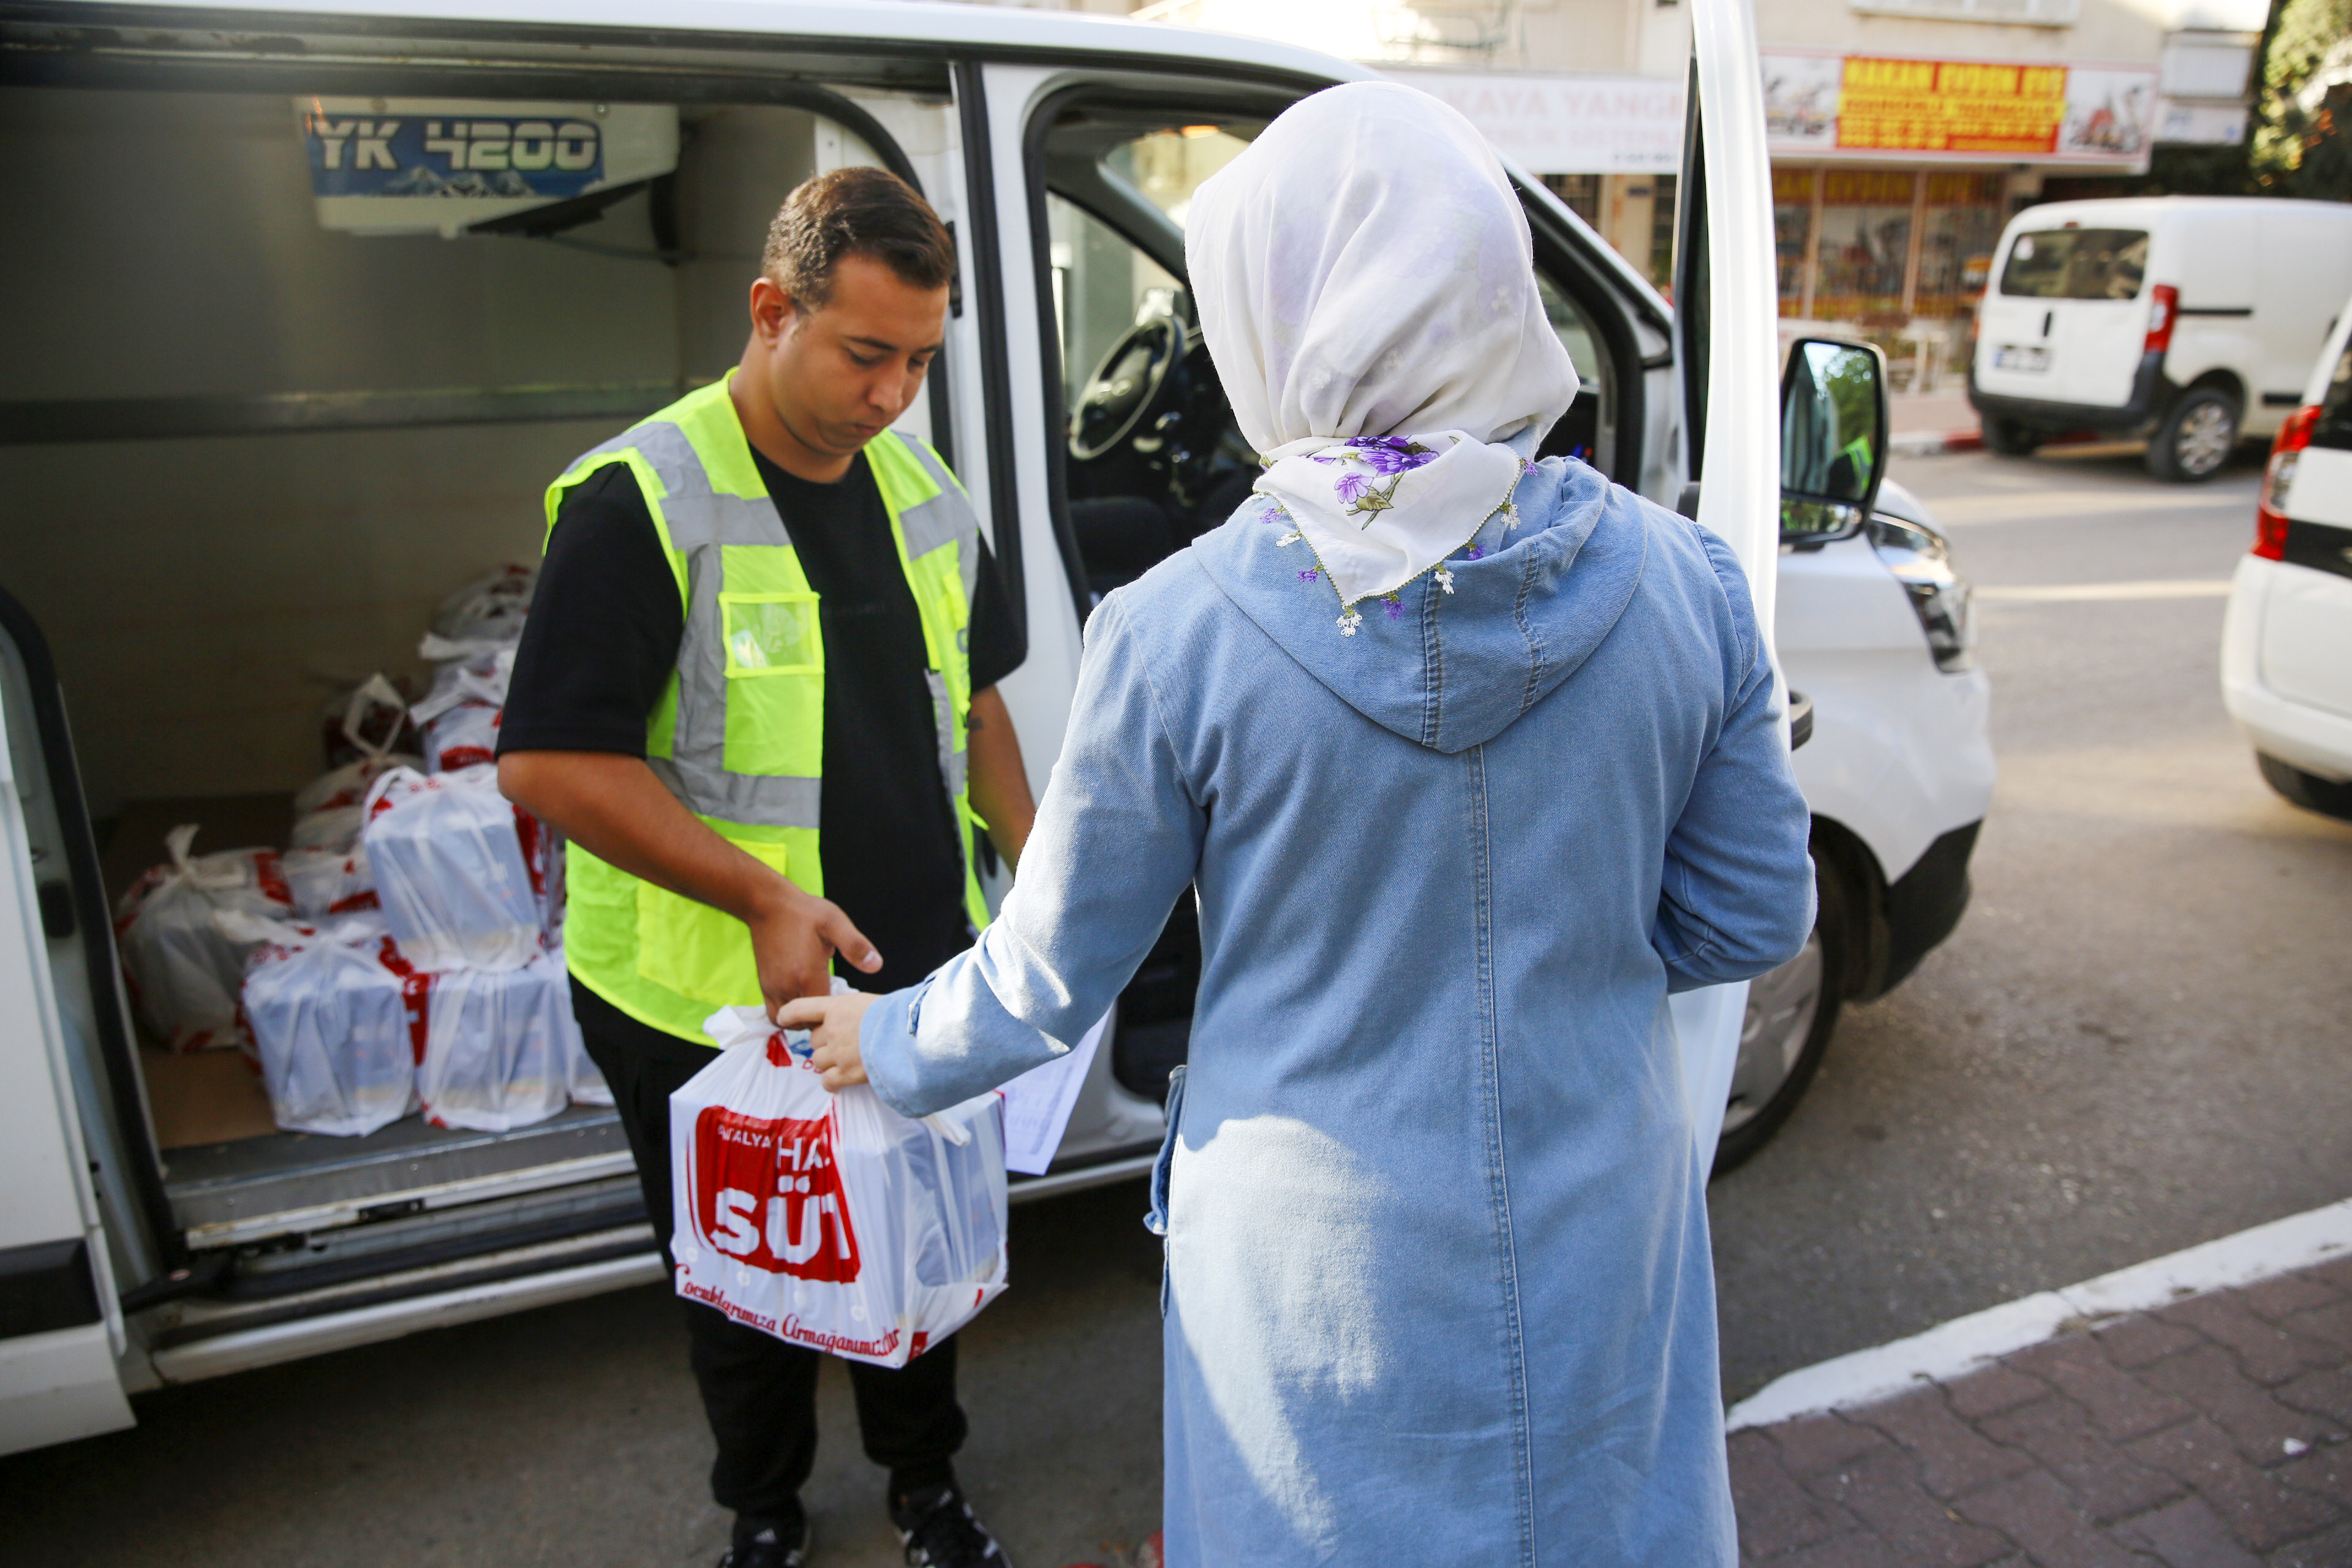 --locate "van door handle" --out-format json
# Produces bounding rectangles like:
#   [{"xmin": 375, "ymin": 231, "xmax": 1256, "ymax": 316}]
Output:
[
  {"xmin": 2042, "ymin": 311, "xmax": 2053, "ymax": 337},
  {"xmin": 36, "ymin": 880, "xmax": 74, "ymax": 939}
]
